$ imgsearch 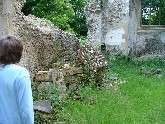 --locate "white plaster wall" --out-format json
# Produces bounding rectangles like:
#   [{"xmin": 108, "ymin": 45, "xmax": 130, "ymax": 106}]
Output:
[
  {"xmin": 87, "ymin": 0, "xmax": 130, "ymax": 54},
  {"xmin": 103, "ymin": 0, "xmax": 130, "ymax": 54},
  {"xmin": 105, "ymin": 28, "xmax": 125, "ymax": 46},
  {"xmin": 3, "ymin": 0, "xmax": 13, "ymax": 14},
  {"xmin": 108, "ymin": 0, "xmax": 115, "ymax": 4}
]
